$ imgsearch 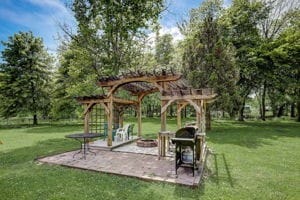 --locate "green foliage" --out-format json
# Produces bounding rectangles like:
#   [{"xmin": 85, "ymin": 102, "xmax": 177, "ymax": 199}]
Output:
[
  {"xmin": 72, "ymin": 0, "xmax": 164, "ymax": 75},
  {"xmin": 267, "ymin": 12, "xmax": 300, "ymax": 120},
  {"xmin": 155, "ymin": 33, "xmax": 174, "ymax": 66},
  {"xmin": 249, "ymin": 0, "xmax": 299, "ymax": 120},
  {"xmin": 182, "ymin": 0, "xmax": 239, "ymax": 114},
  {"xmin": 225, "ymin": 0, "xmax": 269, "ymax": 120},
  {"xmin": 0, "ymin": 32, "xmax": 52, "ymax": 124},
  {"xmin": 50, "ymin": 41, "xmax": 102, "ymax": 119}
]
